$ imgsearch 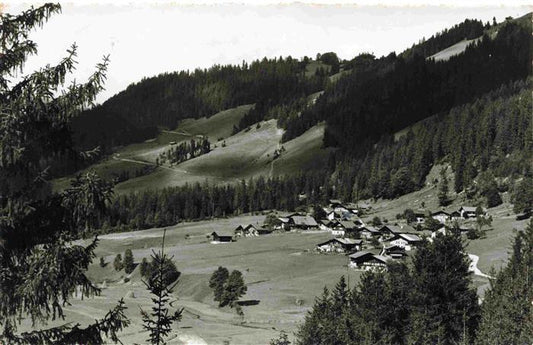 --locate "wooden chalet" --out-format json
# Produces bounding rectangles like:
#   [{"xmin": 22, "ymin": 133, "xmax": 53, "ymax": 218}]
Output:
[
  {"xmin": 449, "ymin": 211, "xmax": 461, "ymax": 221},
  {"xmin": 459, "ymin": 206, "xmax": 478, "ymax": 219},
  {"xmin": 432, "ymin": 210, "xmax": 450, "ymax": 224},
  {"xmin": 349, "ymin": 251, "xmax": 390, "ymax": 271},
  {"xmin": 359, "ymin": 226, "xmax": 381, "ymax": 239},
  {"xmin": 234, "ymin": 224, "xmax": 259, "ymax": 237},
  {"xmin": 389, "ymin": 233, "xmax": 423, "ymax": 251},
  {"xmin": 257, "ymin": 227, "xmax": 274, "ymax": 235},
  {"xmin": 414, "ymin": 210, "xmax": 427, "ymax": 224},
  {"xmin": 316, "ymin": 238, "xmax": 363, "ymax": 253},
  {"xmin": 210, "ymin": 231, "xmax": 235, "ymax": 243},
  {"xmin": 318, "ymin": 219, "xmax": 334, "ymax": 231},
  {"xmin": 379, "ymin": 225, "xmax": 403, "ymax": 238},
  {"xmin": 380, "ymin": 245, "xmax": 407, "ymax": 259},
  {"xmin": 277, "ymin": 217, "xmax": 291, "ymax": 230},
  {"xmin": 289, "ymin": 215, "xmax": 319, "ymax": 230}
]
